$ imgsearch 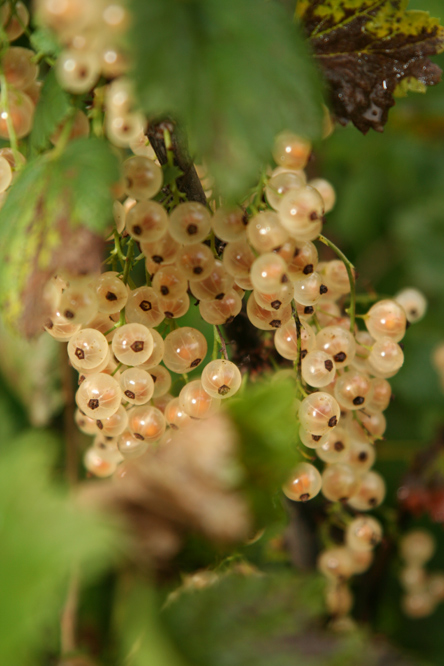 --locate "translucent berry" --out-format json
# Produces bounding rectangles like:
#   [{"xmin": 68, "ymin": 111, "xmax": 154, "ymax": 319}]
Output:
[
  {"xmin": 76, "ymin": 373, "xmax": 122, "ymax": 419},
  {"xmin": 126, "ymin": 200, "xmax": 168, "ymax": 242},
  {"xmin": 96, "ymin": 404, "xmax": 128, "ymax": 437},
  {"xmin": 141, "ymin": 231, "xmax": 180, "ymax": 267},
  {"xmin": 325, "ymin": 583, "xmax": 353, "ymax": 616},
  {"xmin": 301, "ymin": 350, "xmax": 336, "ymax": 388},
  {"xmin": 246, "ymin": 211, "xmax": 289, "ymax": 254},
  {"xmin": 94, "ymin": 272, "xmax": 128, "ymax": 314},
  {"xmin": 274, "ymin": 319, "xmax": 316, "ymax": 360},
  {"xmin": 123, "ymin": 155, "xmax": 163, "ymax": 200},
  {"xmin": 316, "ymin": 427, "xmax": 350, "ymax": 464},
  {"xmin": 286, "ymin": 240, "xmax": 318, "ymax": 281},
  {"xmin": 299, "ymin": 392, "xmax": 341, "ymax": 436},
  {"xmin": 272, "ymin": 132, "xmax": 311, "ymax": 170},
  {"xmin": 59, "ymin": 283, "xmax": 98, "ymax": 325},
  {"xmin": 164, "ymin": 397, "xmax": 192, "ymax": 430},
  {"xmin": 347, "ymin": 439, "xmax": 376, "ymax": 472},
  {"xmin": 179, "ymin": 380, "xmax": 220, "ymax": 419},
  {"xmin": 366, "ymin": 299, "xmax": 407, "ymax": 343},
  {"xmin": 250, "ymin": 252, "xmax": 288, "ymax": 294},
  {"xmin": 68, "ymin": 328, "xmax": 109, "ymax": 371},
  {"xmin": 367, "ymin": 338, "xmax": 404, "ymax": 378},
  {"xmin": 222, "ymin": 240, "xmax": 256, "ymax": 279},
  {"xmin": 118, "ymin": 429, "xmax": 148, "ymax": 459},
  {"xmin": 346, "ymin": 516, "xmax": 382, "ymax": 552},
  {"xmin": 138, "ymin": 328, "xmax": 165, "ymax": 369},
  {"xmin": 321, "ymin": 463, "xmax": 360, "ymax": 502},
  {"xmin": 158, "ymin": 293, "xmax": 190, "ymax": 319},
  {"xmin": 199, "ymin": 290, "xmax": 243, "ymax": 326},
  {"xmin": 148, "ymin": 365, "xmax": 172, "ymax": 397},
  {"xmin": 318, "ymin": 547, "xmax": 355, "ymax": 581},
  {"xmin": 347, "ymin": 470, "xmax": 386, "ymax": 511},
  {"xmin": 278, "ymin": 186, "xmax": 324, "ymax": 241},
  {"xmin": 56, "ymin": 49, "xmax": 100, "ymax": 94},
  {"xmin": 400, "ymin": 530, "xmax": 435, "ymax": 566},
  {"xmin": 265, "ymin": 171, "xmax": 305, "ymax": 210},
  {"xmin": 246, "ymin": 292, "xmax": 291, "ymax": 331},
  {"xmin": 127, "ymin": 405, "xmax": 166, "ymax": 441},
  {"xmin": 334, "ymin": 370, "xmax": 373, "ymax": 411},
  {"xmin": 282, "ymin": 462, "xmax": 322, "ymax": 502},
  {"xmin": 394, "ymin": 288, "xmax": 427, "ymax": 324},
  {"xmin": 308, "ymin": 178, "xmax": 336, "ymax": 213},
  {"xmin": 126, "ymin": 286, "xmax": 165, "ymax": 328},
  {"xmin": 212, "ymin": 206, "xmax": 247, "ymax": 242},
  {"xmin": 177, "ymin": 243, "xmax": 215, "ymax": 281},
  {"xmin": 163, "ymin": 327, "xmax": 207, "ymax": 373},
  {"xmin": 112, "ymin": 323, "xmax": 154, "ymax": 366},
  {"xmin": 169, "ymin": 202, "xmax": 212, "ymax": 244},
  {"xmin": 201, "ymin": 359, "xmax": 242, "ymax": 399},
  {"xmin": 293, "ymin": 272, "xmax": 329, "ymax": 307},
  {"xmin": 299, "ymin": 425, "xmax": 329, "ymax": 450},
  {"xmin": 316, "ymin": 326, "xmax": 356, "ymax": 368},
  {"xmin": 189, "ymin": 260, "xmax": 234, "ymax": 301},
  {"xmin": 75, "ymin": 408, "xmax": 97, "ymax": 435},
  {"xmin": 120, "ymin": 368, "xmax": 155, "ymax": 405}
]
